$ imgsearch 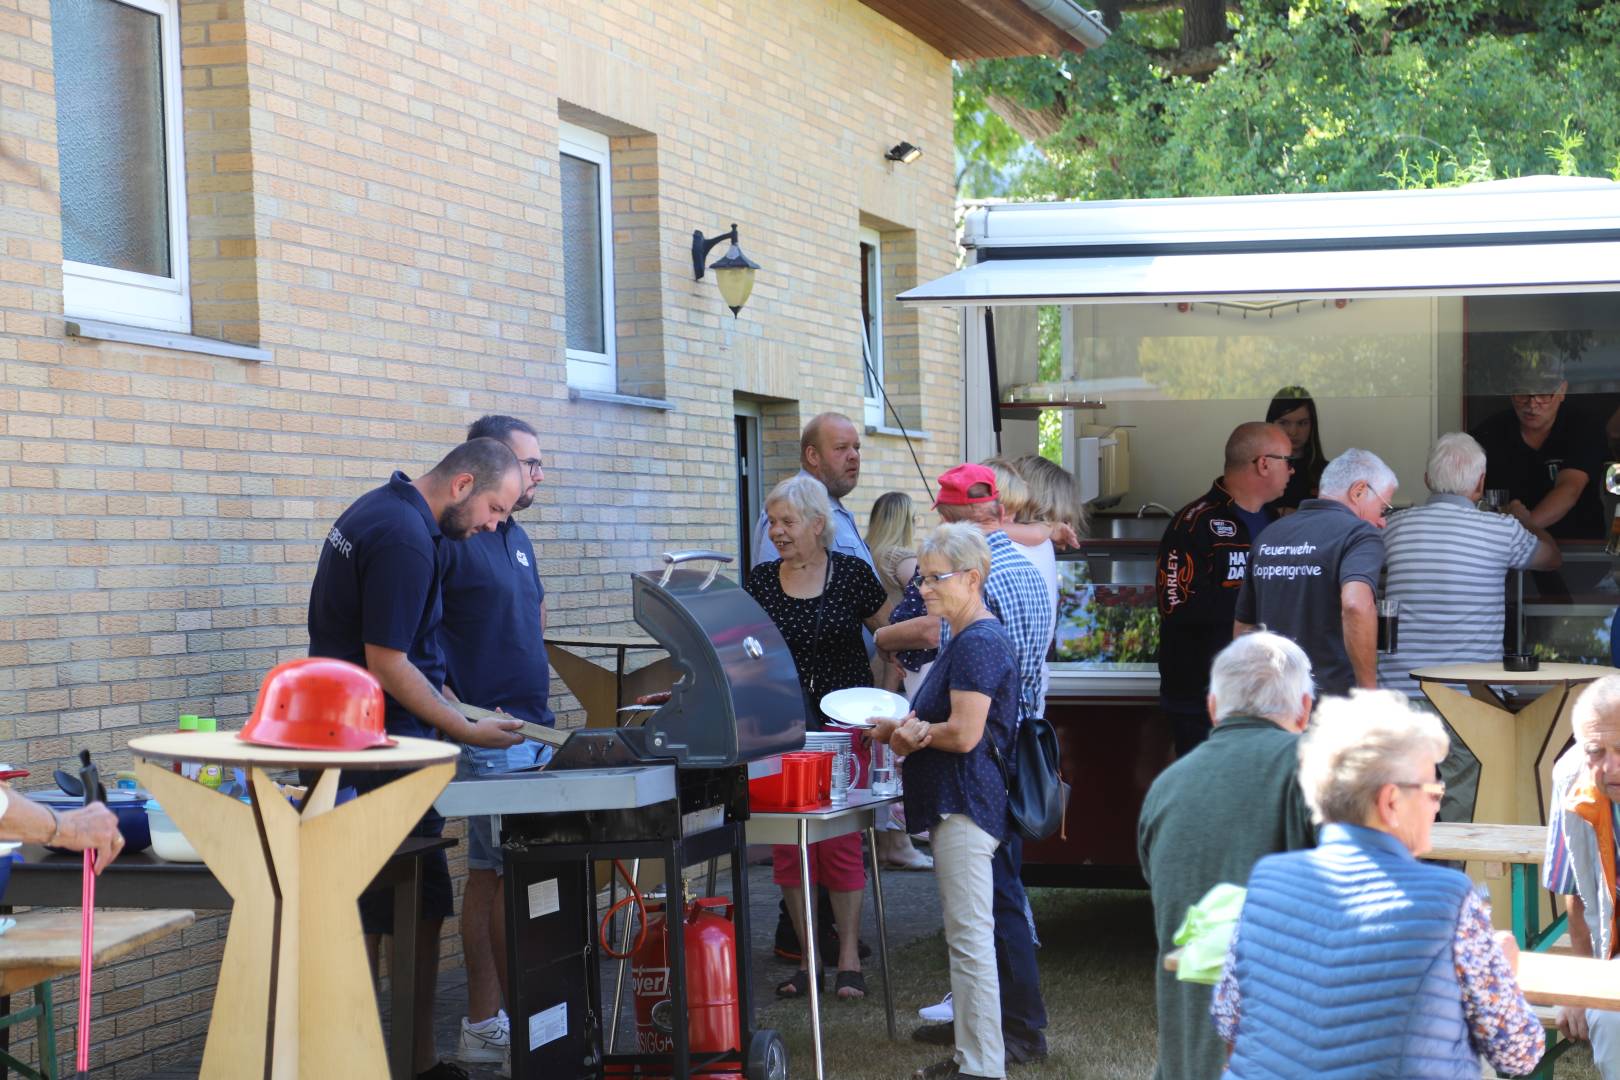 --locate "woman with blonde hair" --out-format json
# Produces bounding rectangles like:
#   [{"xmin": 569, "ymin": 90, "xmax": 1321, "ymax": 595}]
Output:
[{"xmin": 865, "ymin": 491, "xmax": 919, "ymax": 623}]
